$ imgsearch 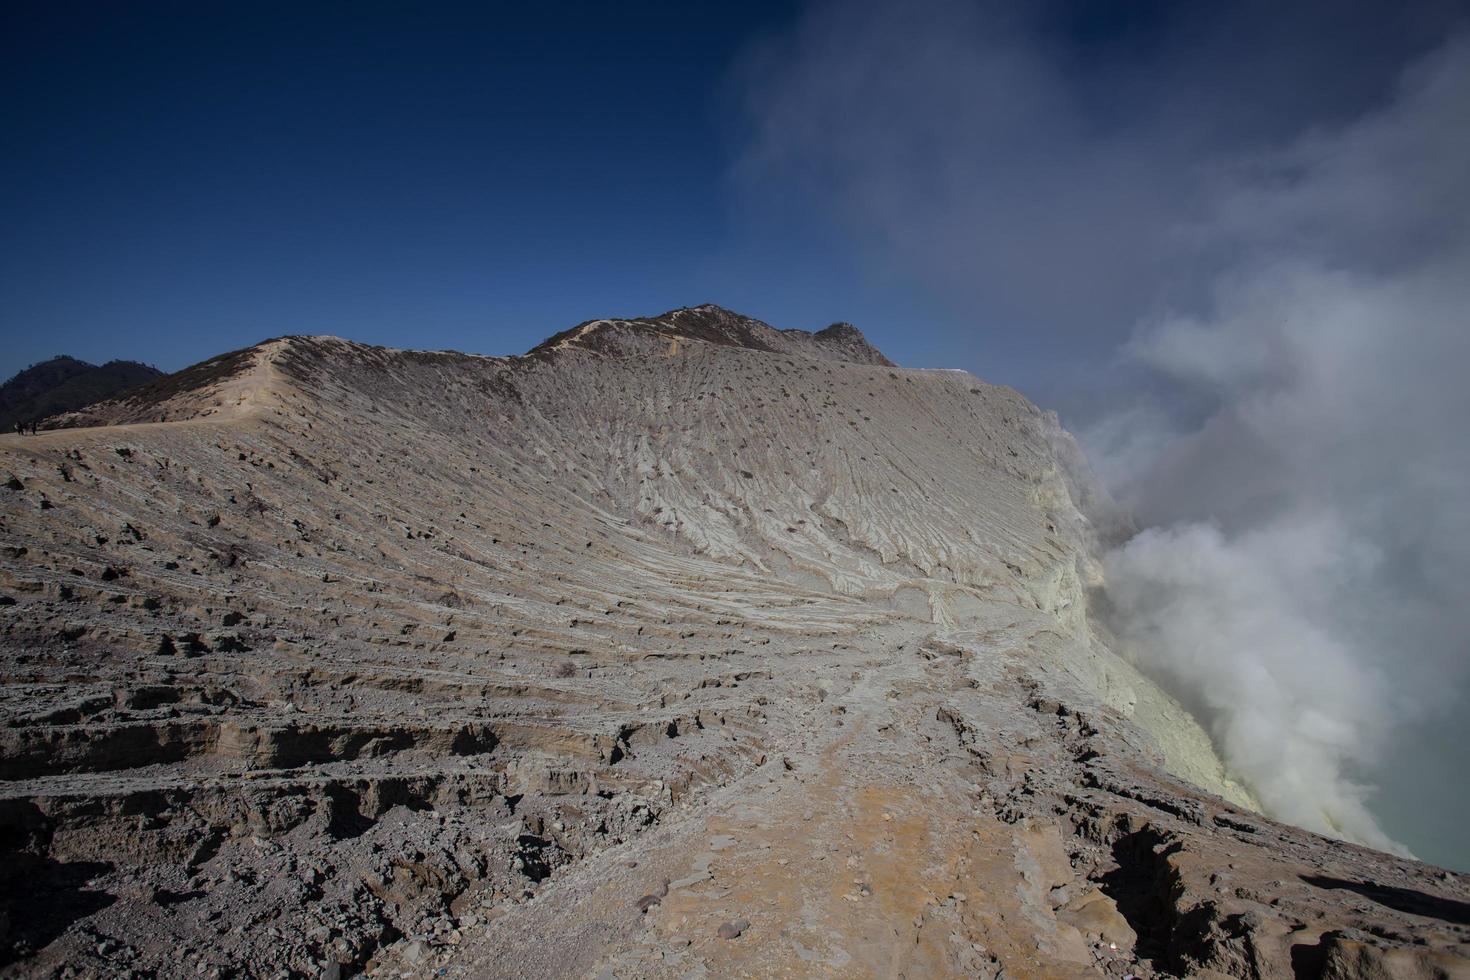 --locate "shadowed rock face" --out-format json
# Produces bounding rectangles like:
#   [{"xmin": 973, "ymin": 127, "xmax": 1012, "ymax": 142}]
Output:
[{"xmin": 0, "ymin": 307, "xmax": 1465, "ymax": 979}]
